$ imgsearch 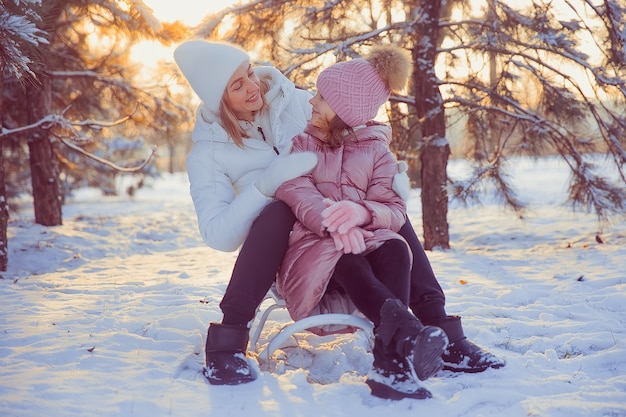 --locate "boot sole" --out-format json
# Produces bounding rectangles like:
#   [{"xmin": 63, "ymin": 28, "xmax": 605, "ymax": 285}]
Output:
[
  {"xmin": 442, "ymin": 358, "xmax": 505, "ymax": 373},
  {"xmin": 408, "ymin": 326, "xmax": 448, "ymax": 381},
  {"xmin": 366, "ymin": 379, "xmax": 432, "ymax": 400},
  {"xmin": 203, "ymin": 366, "xmax": 256, "ymax": 385}
]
